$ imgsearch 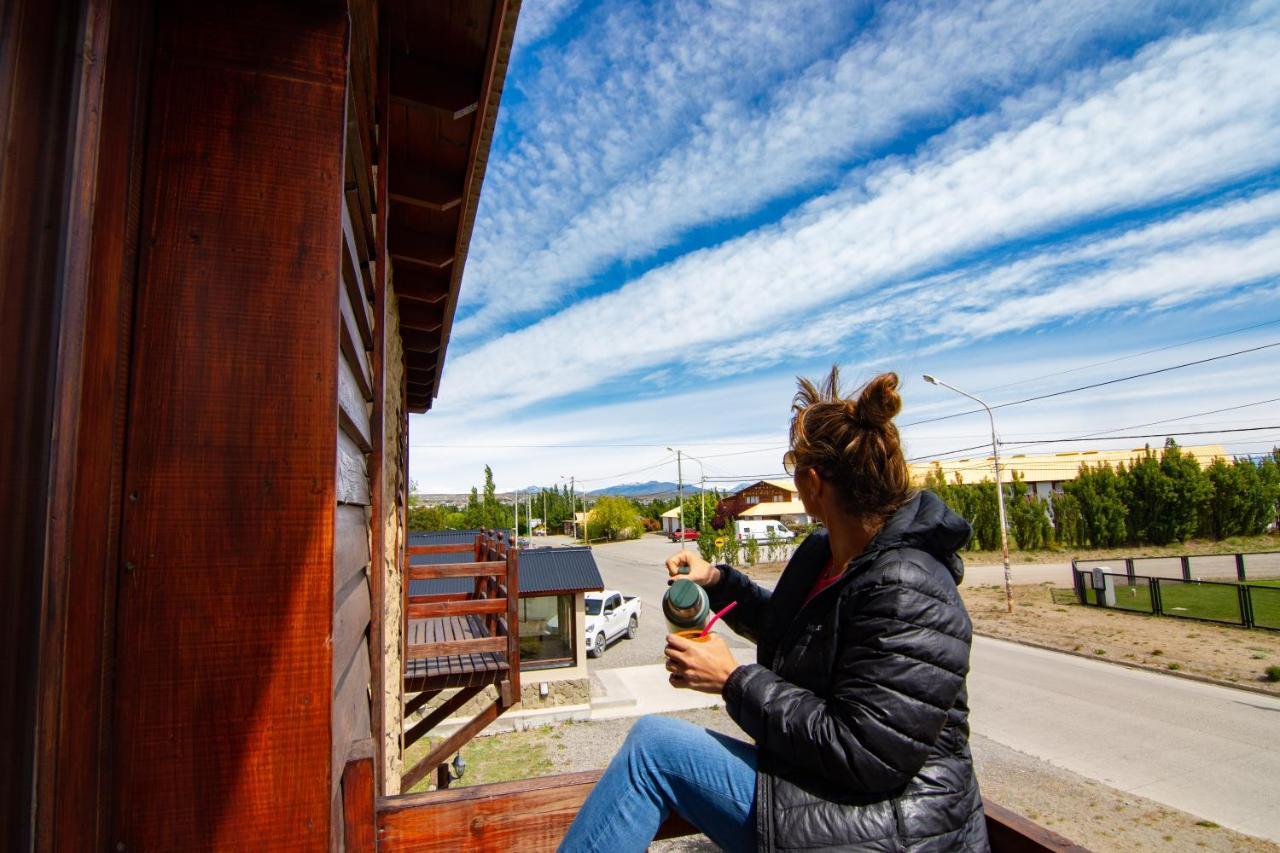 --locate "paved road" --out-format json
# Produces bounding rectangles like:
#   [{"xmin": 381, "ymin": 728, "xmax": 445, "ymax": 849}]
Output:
[{"xmin": 968, "ymin": 636, "xmax": 1280, "ymax": 841}]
